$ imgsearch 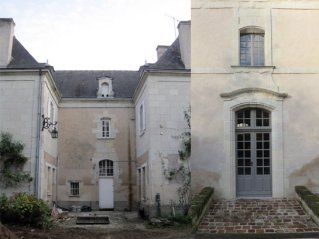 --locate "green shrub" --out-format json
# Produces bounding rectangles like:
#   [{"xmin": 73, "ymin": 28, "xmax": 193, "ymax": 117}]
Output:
[{"xmin": 0, "ymin": 193, "xmax": 52, "ymax": 229}]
